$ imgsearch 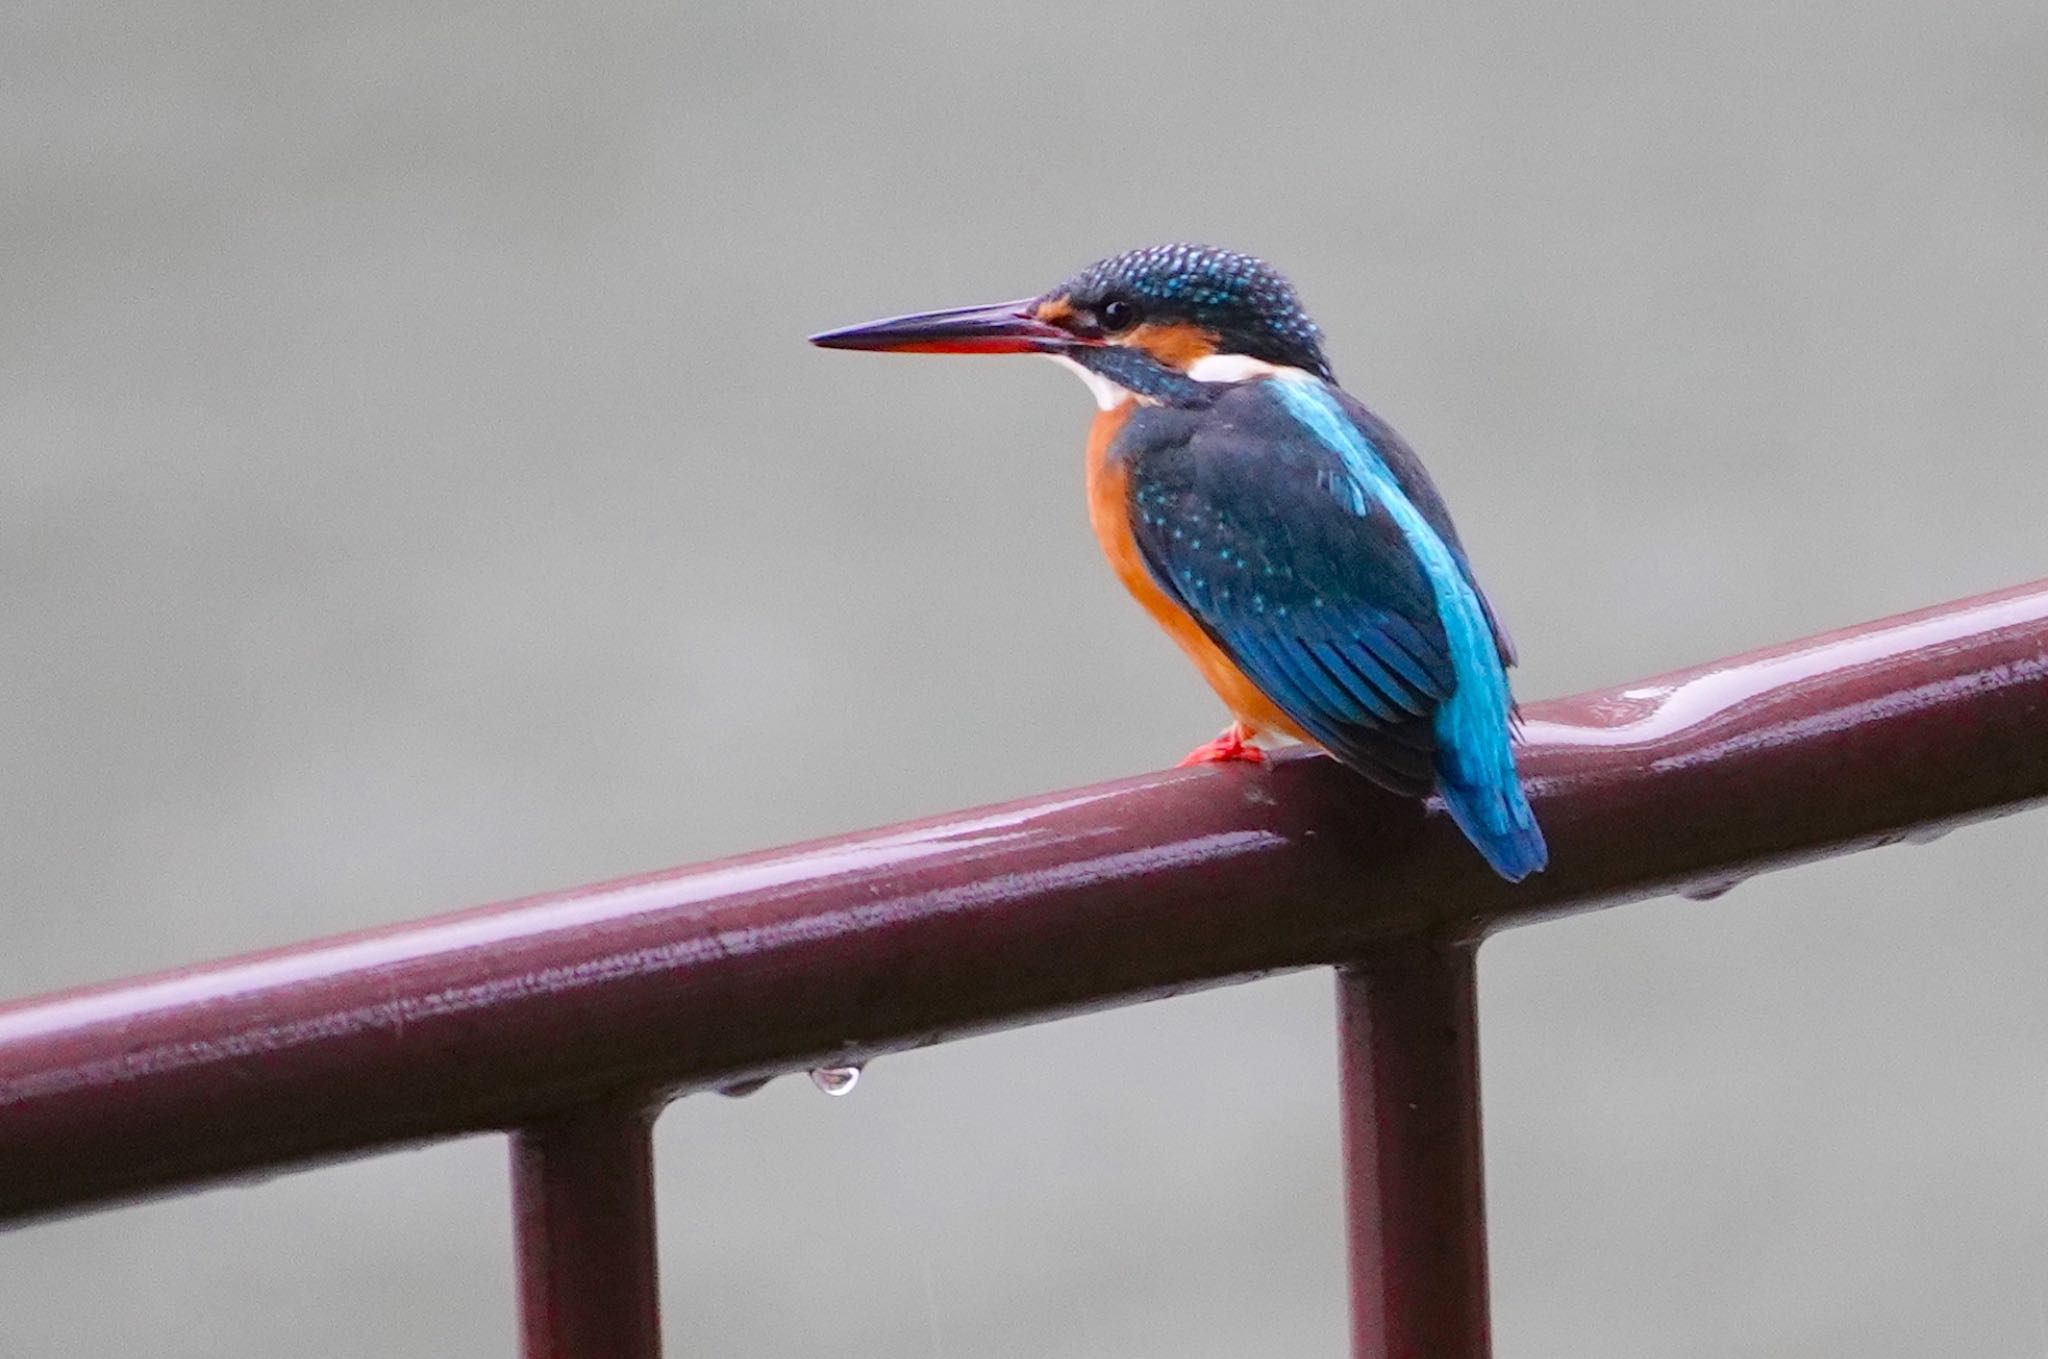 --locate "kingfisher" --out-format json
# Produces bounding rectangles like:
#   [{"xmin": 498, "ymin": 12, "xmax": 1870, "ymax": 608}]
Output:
[{"xmin": 811, "ymin": 244, "xmax": 1546, "ymax": 881}]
